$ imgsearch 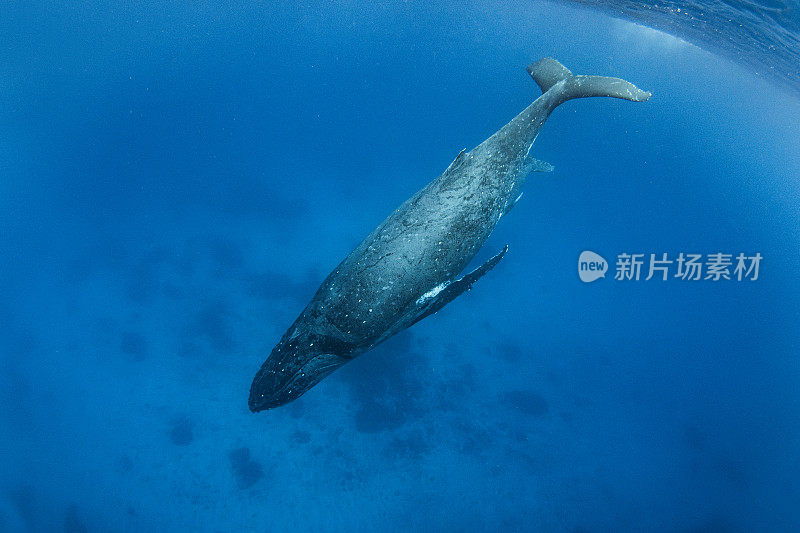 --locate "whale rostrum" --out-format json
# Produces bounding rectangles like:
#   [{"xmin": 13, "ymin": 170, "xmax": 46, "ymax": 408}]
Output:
[{"xmin": 248, "ymin": 58, "xmax": 650, "ymax": 412}]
